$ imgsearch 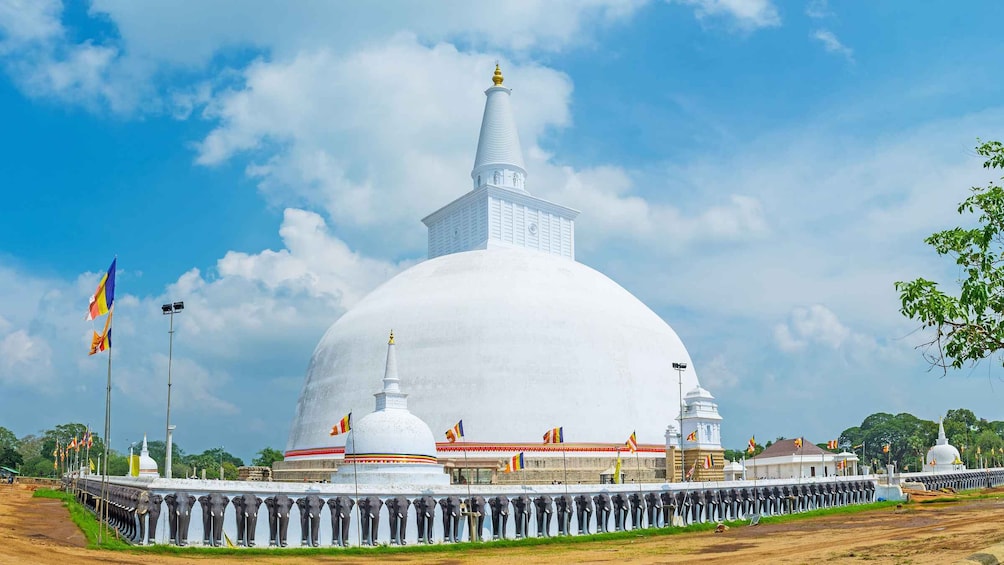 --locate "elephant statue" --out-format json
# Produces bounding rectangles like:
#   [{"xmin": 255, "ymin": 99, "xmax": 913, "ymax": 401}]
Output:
[
  {"xmin": 488, "ymin": 495, "xmax": 509, "ymax": 540},
  {"xmin": 231, "ymin": 493, "xmax": 263, "ymax": 547},
  {"xmin": 466, "ymin": 496, "xmax": 487, "ymax": 542},
  {"xmin": 327, "ymin": 496, "xmax": 354, "ymax": 547},
  {"xmin": 574, "ymin": 494, "xmax": 593, "ymax": 534},
  {"xmin": 439, "ymin": 496, "xmax": 463, "ymax": 543},
  {"xmin": 134, "ymin": 491, "xmax": 151, "ymax": 545},
  {"xmin": 660, "ymin": 491, "xmax": 676, "ymax": 526},
  {"xmin": 142, "ymin": 493, "xmax": 162, "ymax": 545},
  {"xmin": 593, "ymin": 493, "xmax": 611, "ymax": 533},
  {"xmin": 414, "ymin": 496, "xmax": 437, "ymax": 544},
  {"xmin": 555, "ymin": 494, "xmax": 573, "ymax": 536},
  {"xmin": 164, "ymin": 492, "xmax": 196, "ymax": 546},
  {"xmin": 628, "ymin": 492, "xmax": 645, "ymax": 529},
  {"xmin": 265, "ymin": 494, "xmax": 294, "ymax": 547},
  {"xmin": 611, "ymin": 493, "xmax": 629, "ymax": 531},
  {"xmin": 358, "ymin": 496, "xmax": 383, "ymax": 546},
  {"xmin": 198, "ymin": 493, "xmax": 229, "ymax": 547},
  {"xmin": 644, "ymin": 492, "xmax": 661, "ymax": 527},
  {"xmin": 701, "ymin": 490, "xmax": 716, "ymax": 523},
  {"xmin": 296, "ymin": 495, "xmax": 324, "ymax": 547},
  {"xmin": 534, "ymin": 495, "xmax": 553, "ymax": 537},
  {"xmin": 385, "ymin": 496, "xmax": 411, "ymax": 545},
  {"xmin": 512, "ymin": 495, "xmax": 532, "ymax": 539}
]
